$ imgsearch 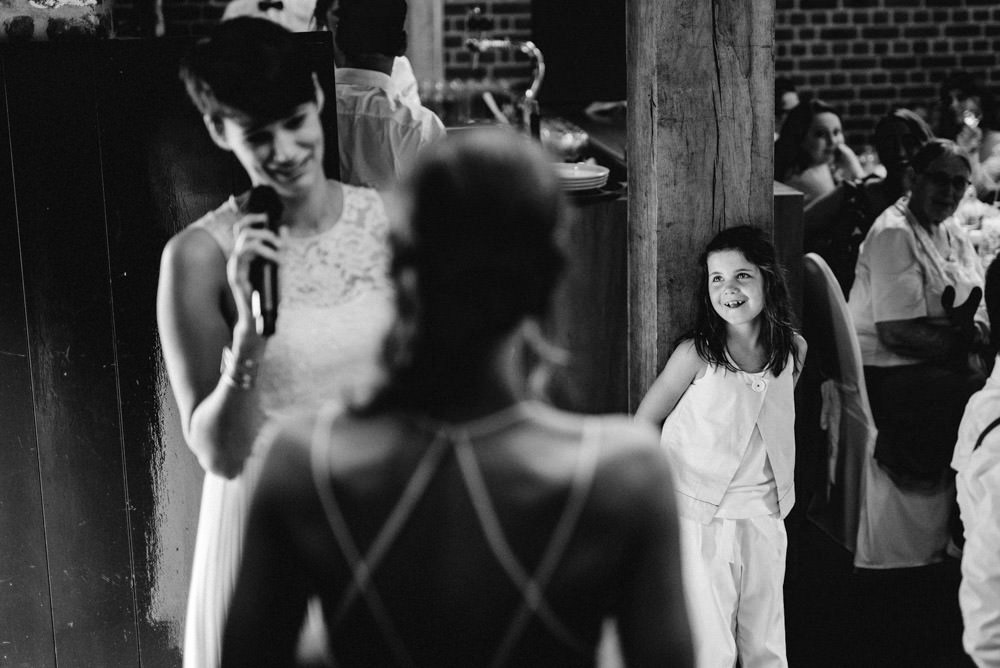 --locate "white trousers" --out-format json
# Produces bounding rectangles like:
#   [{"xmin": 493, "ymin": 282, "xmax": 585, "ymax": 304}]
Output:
[{"xmin": 679, "ymin": 514, "xmax": 788, "ymax": 668}]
